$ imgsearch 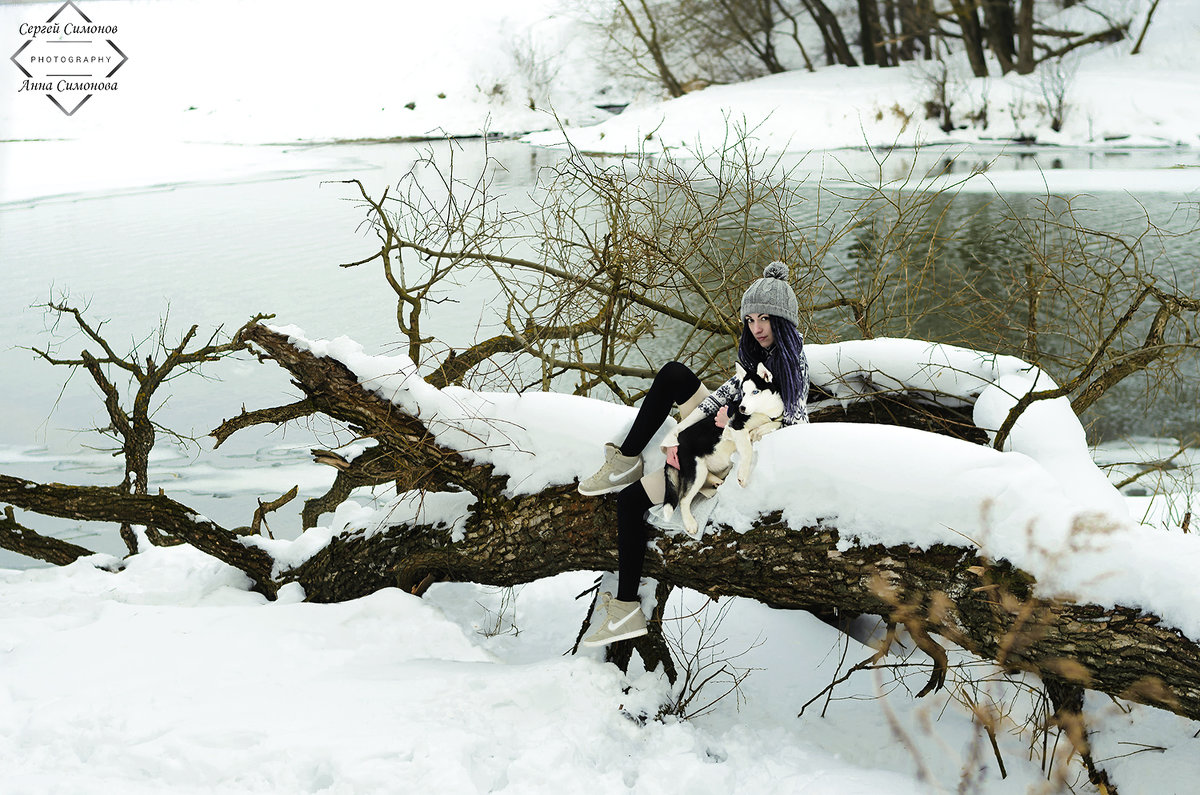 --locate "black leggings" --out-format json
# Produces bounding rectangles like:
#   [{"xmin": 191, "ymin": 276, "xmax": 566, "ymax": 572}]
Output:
[
  {"xmin": 615, "ymin": 361, "xmax": 702, "ymax": 602},
  {"xmin": 619, "ymin": 361, "xmax": 702, "ymax": 456}
]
